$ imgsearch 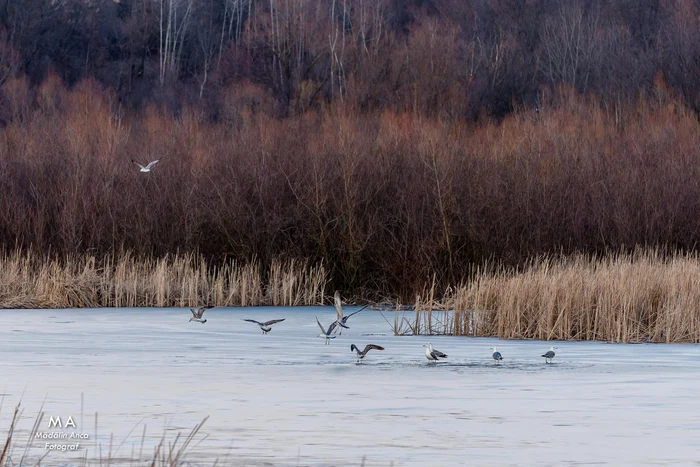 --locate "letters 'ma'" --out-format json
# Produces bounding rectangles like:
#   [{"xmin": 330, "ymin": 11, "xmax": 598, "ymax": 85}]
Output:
[{"xmin": 48, "ymin": 416, "xmax": 76, "ymax": 428}]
